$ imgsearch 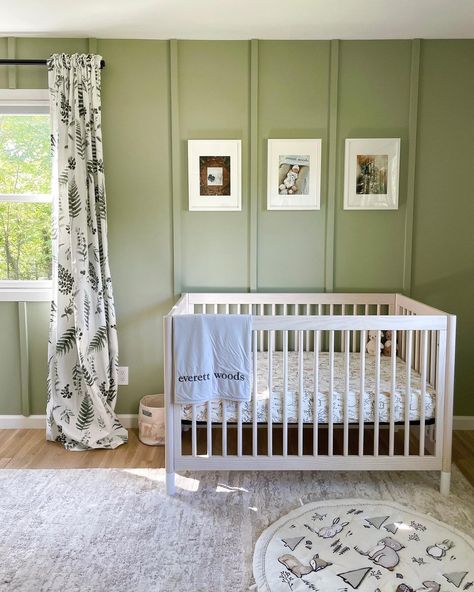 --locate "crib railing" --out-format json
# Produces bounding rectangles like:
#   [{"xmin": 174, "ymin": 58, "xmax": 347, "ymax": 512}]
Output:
[{"xmin": 163, "ymin": 293, "xmax": 456, "ymax": 495}]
